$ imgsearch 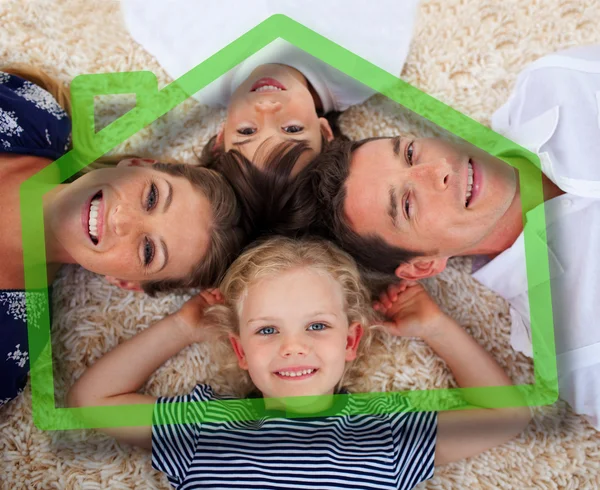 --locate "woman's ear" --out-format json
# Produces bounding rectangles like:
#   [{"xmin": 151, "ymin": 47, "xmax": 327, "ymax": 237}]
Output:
[
  {"xmin": 319, "ymin": 117, "xmax": 334, "ymax": 143},
  {"xmin": 394, "ymin": 257, "xmax": 448, "ymax": 281},
  {"xmin": 104, "ymin": 275, "xmax": 144, "ymax": 292},
  {"xmin": 345, "ymin": 322, "xmax": 364, "ymax": 362},
  {"xmin": 228, "ymin": 333, "xmax": 249, "ymax": 370},
  {"xmin": 117, "ymin": 158, "xmax": 158, "ymax": 168}
]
